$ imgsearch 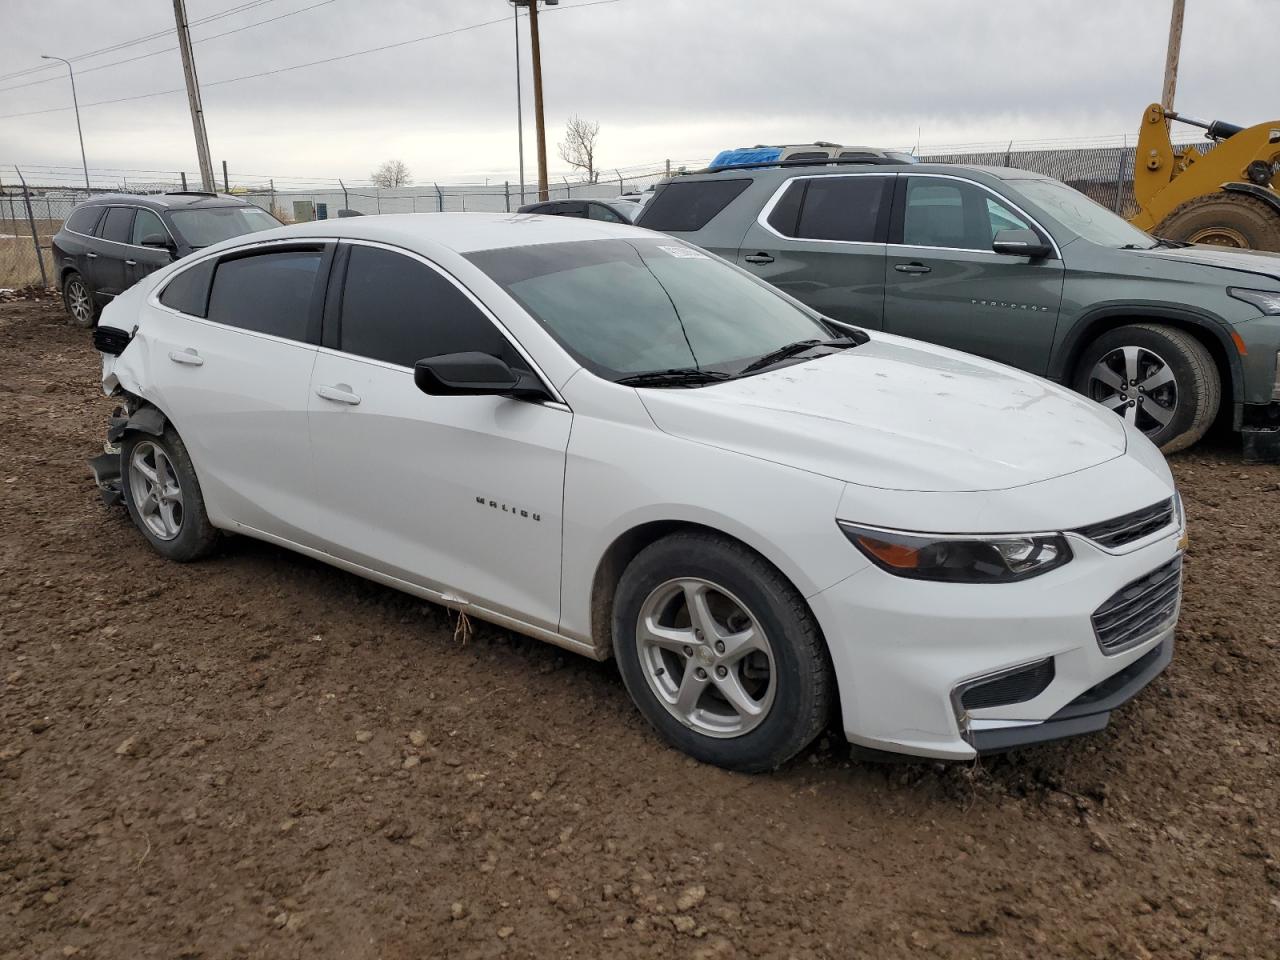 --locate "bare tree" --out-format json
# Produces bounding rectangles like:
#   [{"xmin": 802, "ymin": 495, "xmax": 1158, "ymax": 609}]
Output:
[
  {"xmin": 557, "ymin": 115, "xmax": 600, "ymax": 183},
  {"xmin": 370, "ymin": 159, "xmax": 412, "ymax": 188}
]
